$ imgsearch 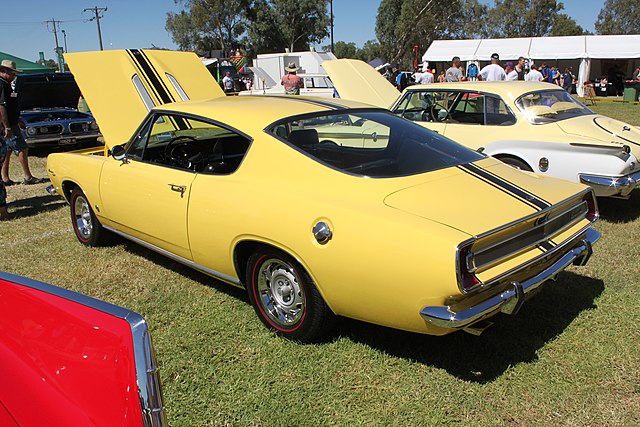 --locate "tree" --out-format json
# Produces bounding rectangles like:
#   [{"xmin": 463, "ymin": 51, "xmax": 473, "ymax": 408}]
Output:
[
  {"xmin": 166, "ymin": 0, "xmax": 249, "ymax": 53},
  {"xmin": 551, "ymin": 14, "xmax": 587, "ymax": 36},
  {"xmin": 376, "ymin": 0, "xmax": 486, "ymax": 68},
  {"xmin": 485, "ymin": 0, "xmax": 563, "ymax": 38},
  {"xmin": 357, "ymin": 40, "xmax": 383, "ymax": 62},
  {"xmin": 595, "ymin": 1, "xmax": 640, "ymax": 35},
  {"xmin": 246, "ymin": 0, "xmax": 330, "ymax": 54},
  {"xmin": 323, "ymin": 41, "xmax": 358, "ymax": 59}
]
